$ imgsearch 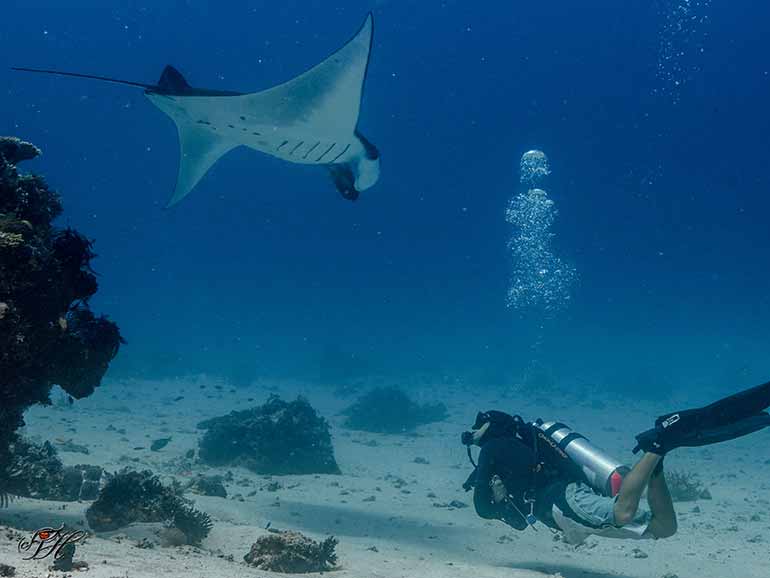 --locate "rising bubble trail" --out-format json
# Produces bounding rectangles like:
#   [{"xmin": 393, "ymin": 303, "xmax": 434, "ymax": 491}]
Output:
[{"xmin": 506, "ymin": 150, "xmax": 576, "ymax": 313}]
